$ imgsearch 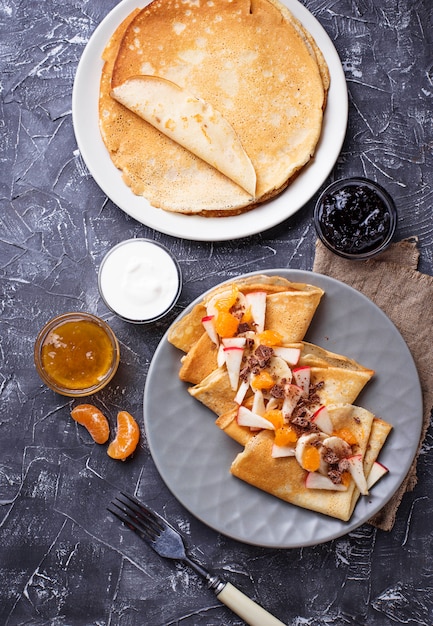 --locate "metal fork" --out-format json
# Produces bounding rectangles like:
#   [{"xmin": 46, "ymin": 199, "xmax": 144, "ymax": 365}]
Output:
[{"xmin": 108, "ymin": 492, "xmax": 285, "ymax": 626}]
